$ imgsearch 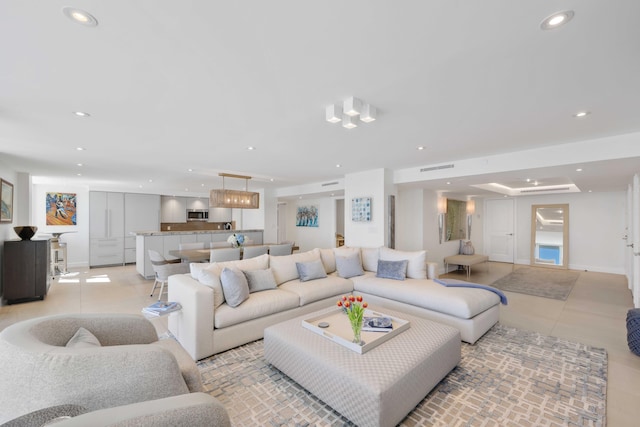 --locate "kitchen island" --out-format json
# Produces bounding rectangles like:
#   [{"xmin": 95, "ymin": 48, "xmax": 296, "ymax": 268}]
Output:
[{"xmin": 135, "ymin": 229, "xmax": 263, "ymax": 279}]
